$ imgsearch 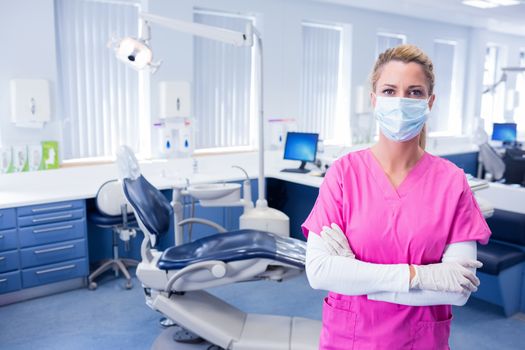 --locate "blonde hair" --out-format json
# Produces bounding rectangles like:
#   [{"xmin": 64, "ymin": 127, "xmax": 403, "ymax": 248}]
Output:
[{"xmin": 370, "ymin": 44, "xmax": 434, "ymax": 149}]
